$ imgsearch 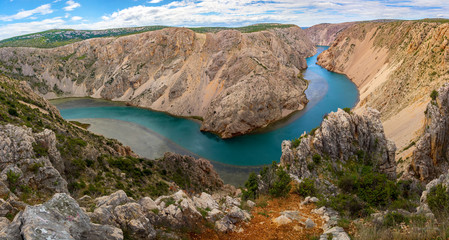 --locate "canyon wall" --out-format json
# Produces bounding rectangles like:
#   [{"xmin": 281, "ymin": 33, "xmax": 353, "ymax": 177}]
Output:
[
  {"xmin": 317, "ymin": 21, "xmax": 449, "ymax": 162},
  {"xmin": 304, "ymin": 22, "xmax": 355, "ymax": 46},
  {"xmin": 0, "ymin": 26, "xmax": 315, "ymax": 138}
]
